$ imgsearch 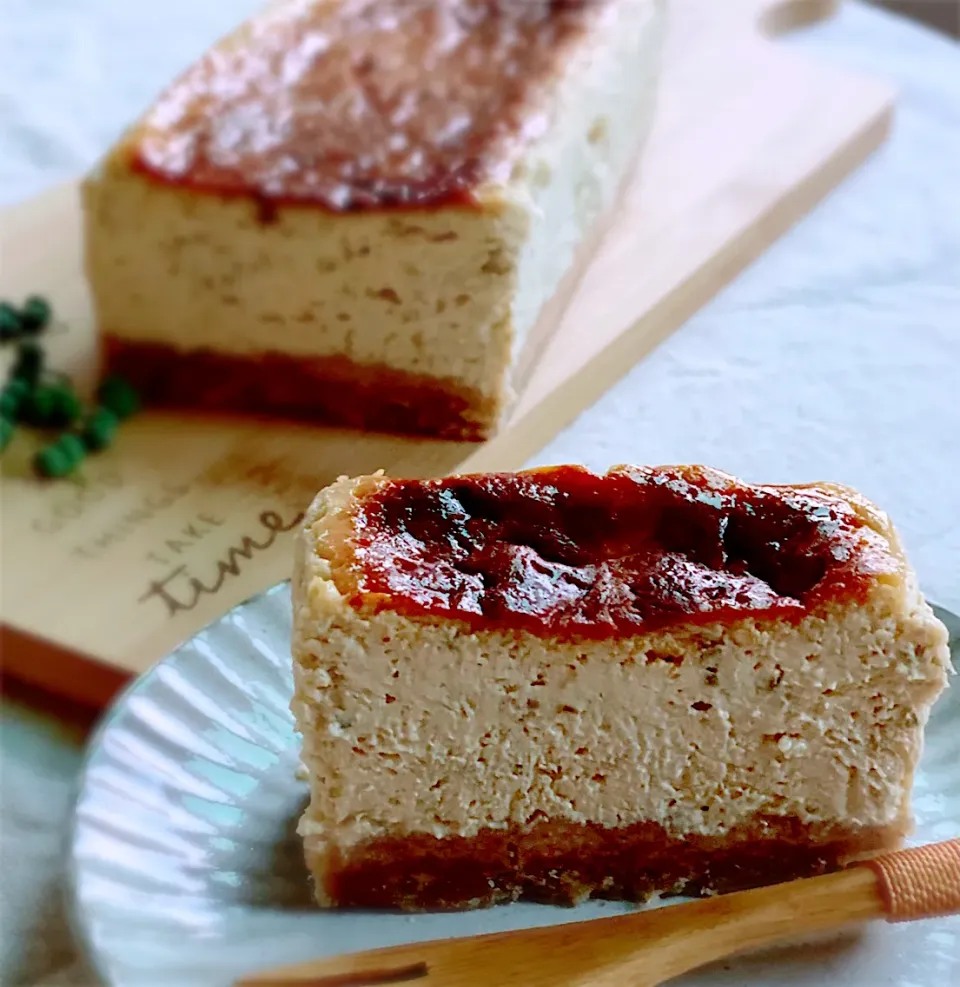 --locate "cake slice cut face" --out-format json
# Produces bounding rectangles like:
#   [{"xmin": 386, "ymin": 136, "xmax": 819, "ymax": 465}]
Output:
[
  {"xmin": 83, "ymin": 0, "xmax": 665, "ymax": 439},
  {"xmin": 291, "ymin": 465, "xmax": 951, "ymax": 910}
]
